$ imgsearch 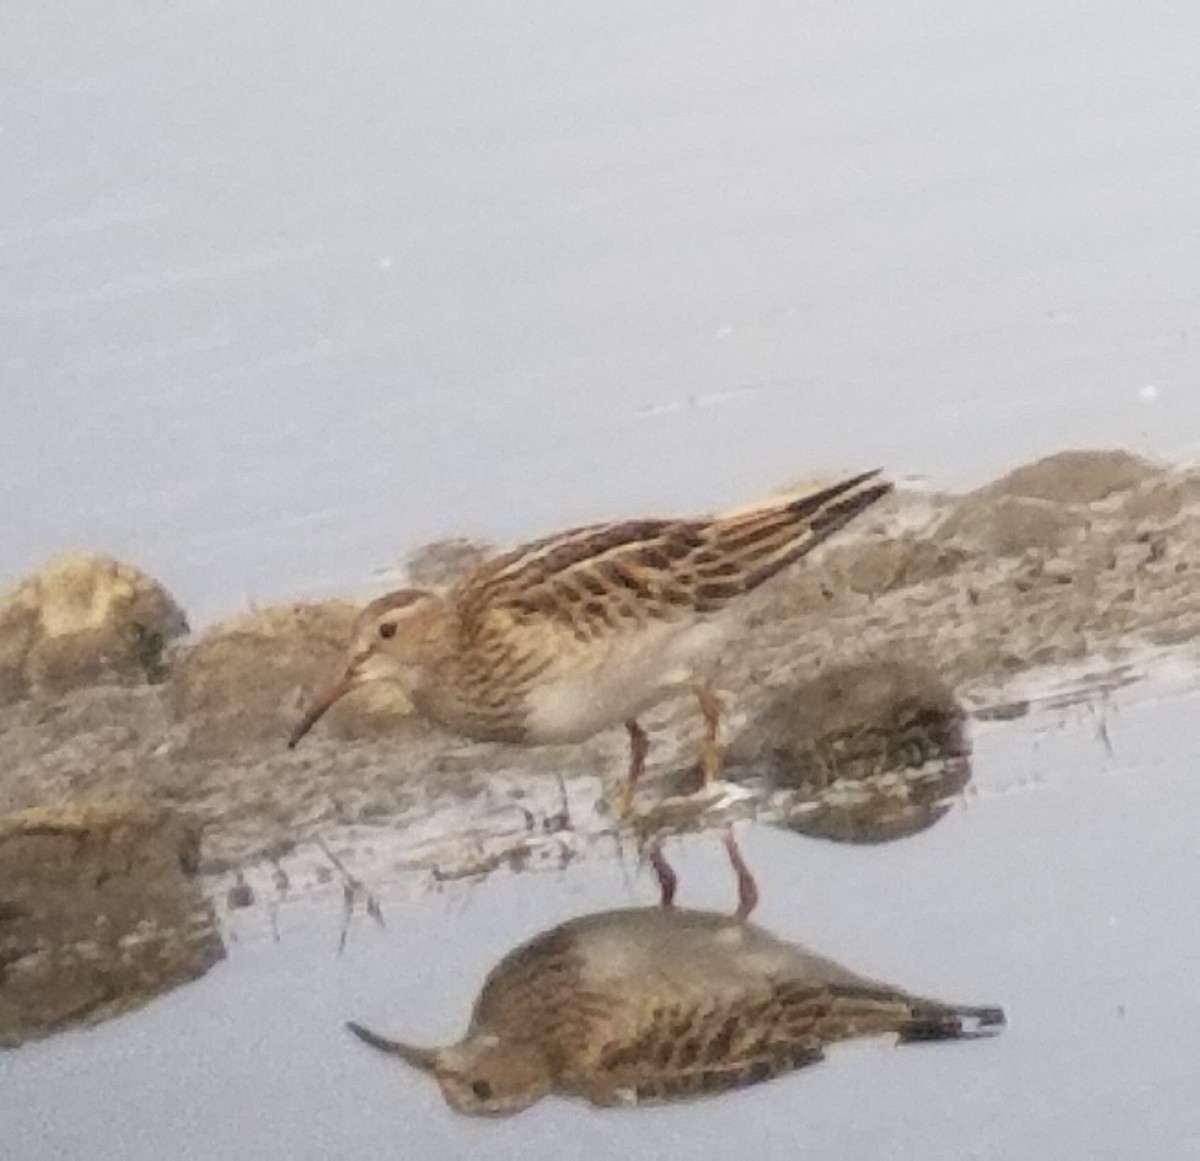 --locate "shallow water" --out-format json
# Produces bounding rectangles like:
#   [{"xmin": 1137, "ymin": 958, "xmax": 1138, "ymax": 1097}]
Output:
[
  {"xmin": 6, "ymin": 671, "xmax": 1200, "ymax": 1159},
  {"xmin": 7, "ymin": 4, "xmax": 1200, "ymax": 1157},
  {"xmin": 3, "ymin": 2, "xmax": 1200, "ymax": 622}
]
